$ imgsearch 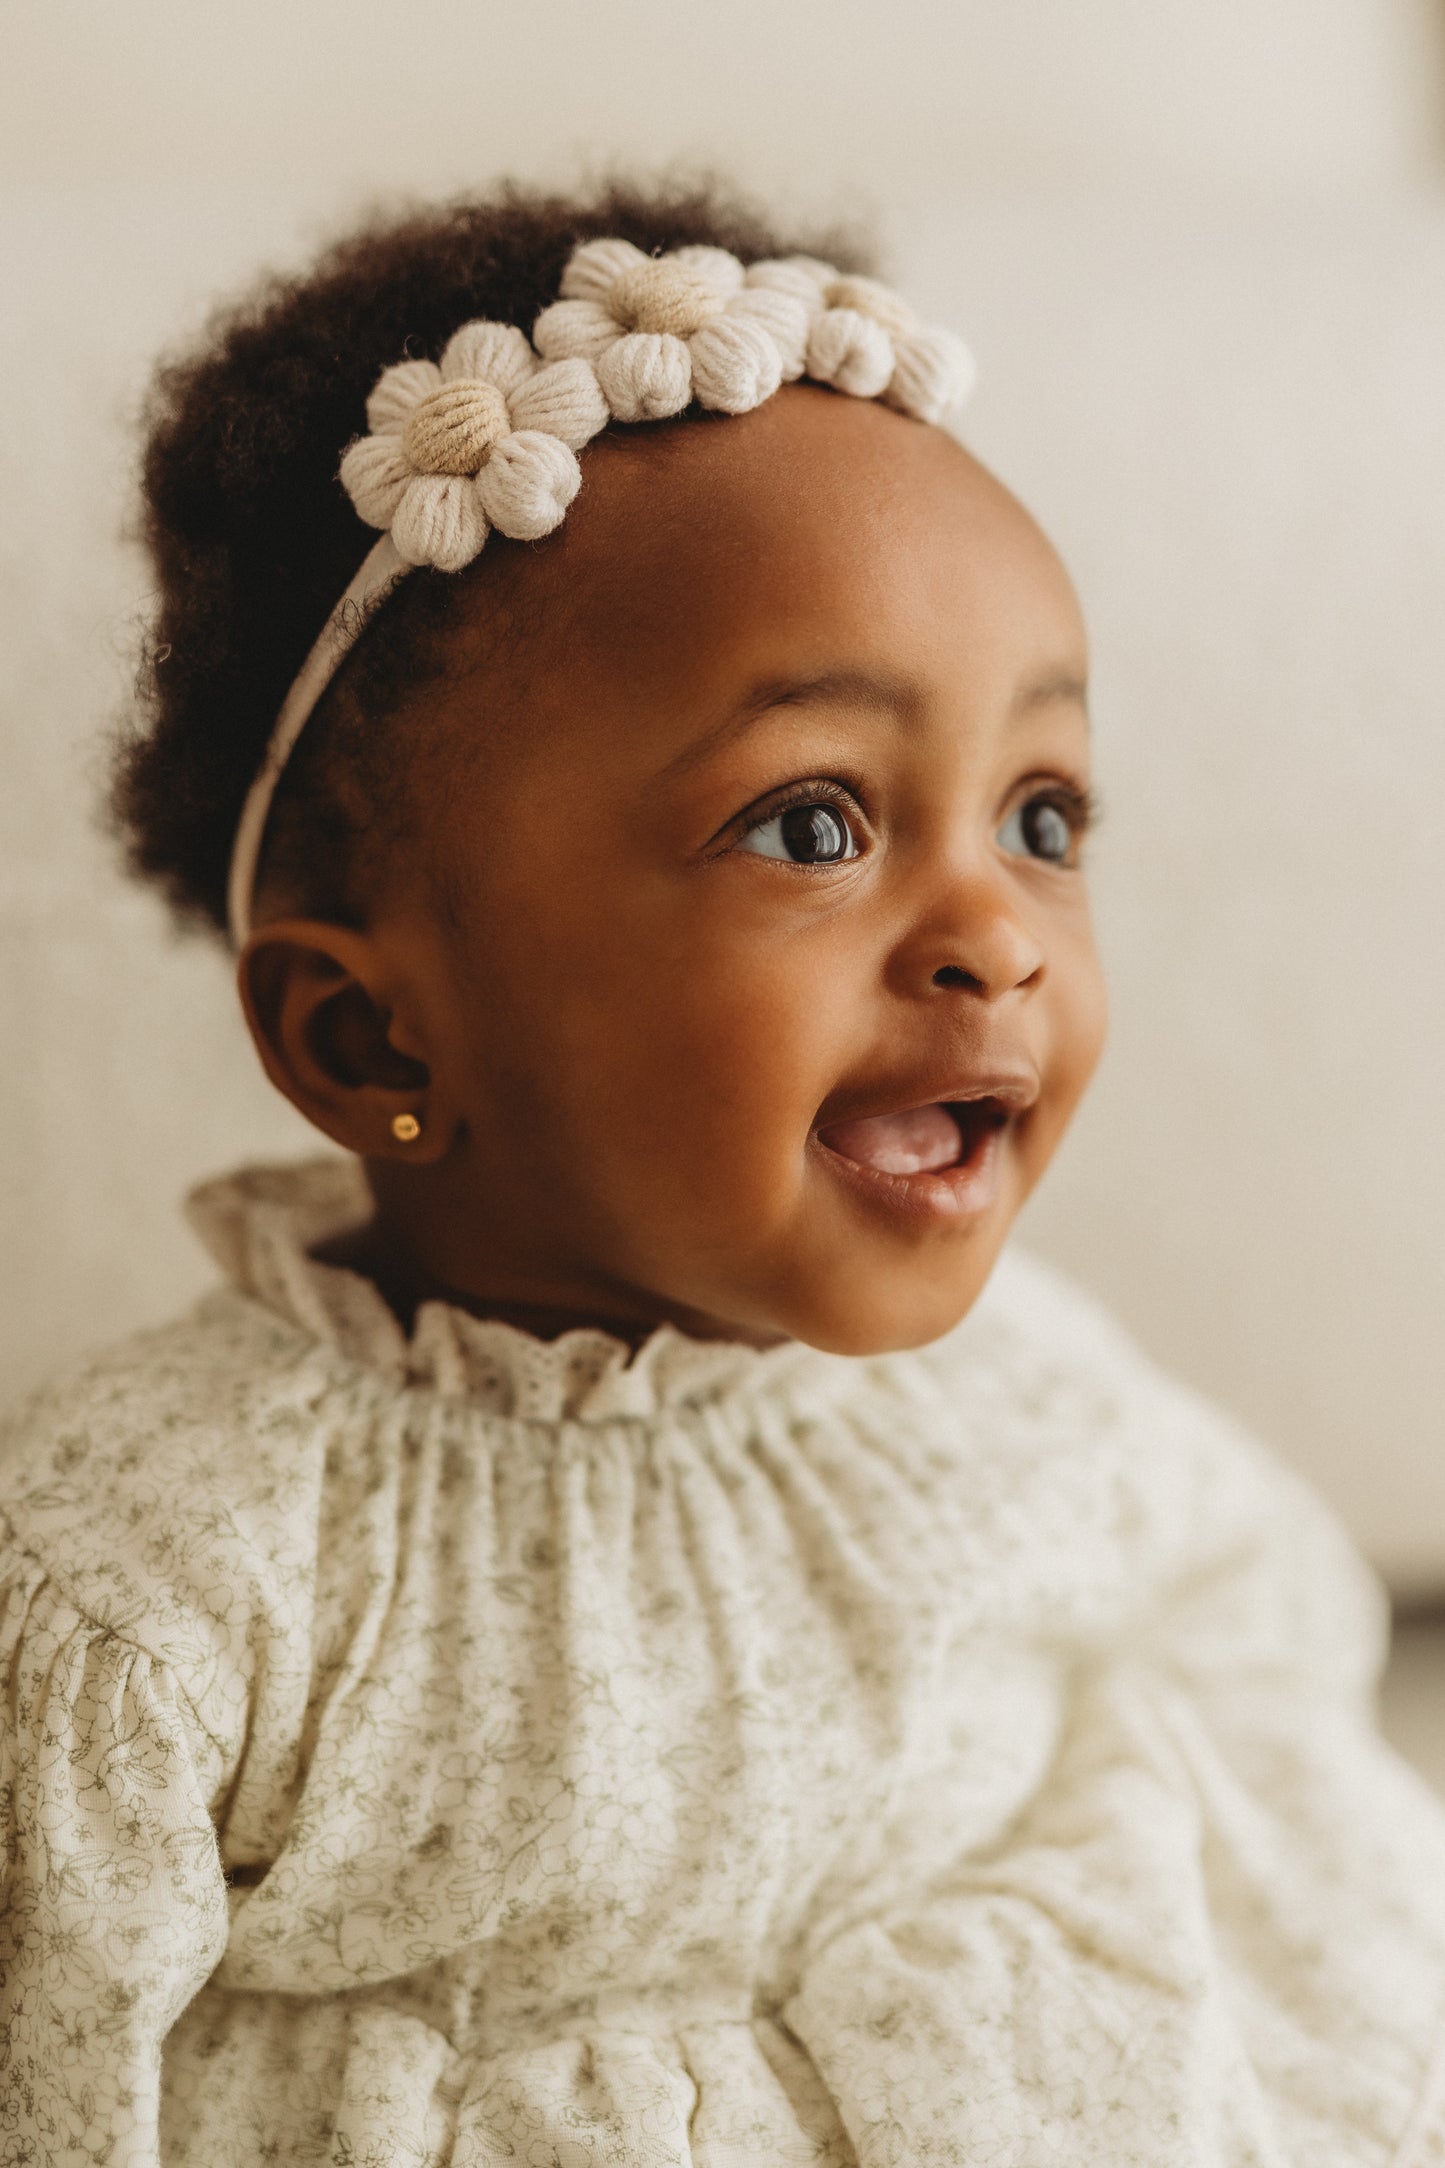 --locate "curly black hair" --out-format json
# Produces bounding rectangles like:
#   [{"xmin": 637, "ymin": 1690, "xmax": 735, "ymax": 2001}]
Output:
[{"xmin": 109, "ymin": 179, "xmax": 871, "ymax": 937}]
